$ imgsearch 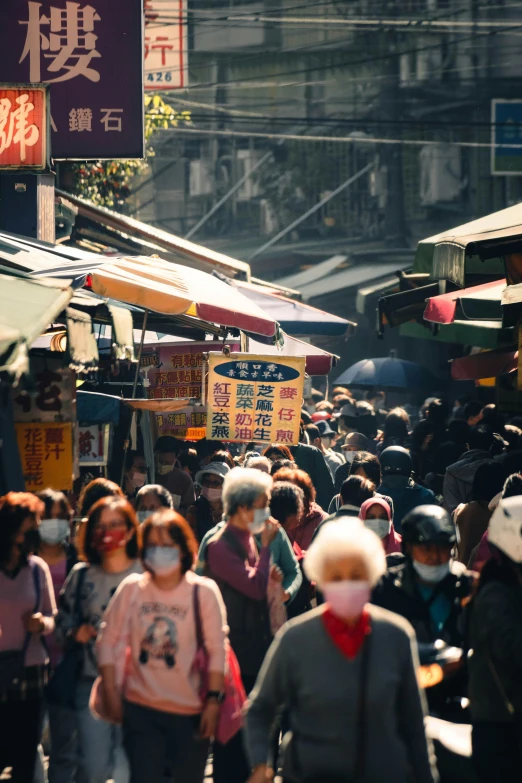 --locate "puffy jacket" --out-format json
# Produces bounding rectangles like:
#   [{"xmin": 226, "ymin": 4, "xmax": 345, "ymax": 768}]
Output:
[
  {"xmin": 468, "ymin": 580, "xmax": 522, "ymax": 723},
  {"xmin": 377, "ymin": 476, "xmax": 437, "ymax": 533},
  {"xmin": 442, "ymin": 449, "xmax": 491, "ymax": 514},
  {"xmin": 372, "ymin": 559, "xmax": 474, "ymax": 647}
]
